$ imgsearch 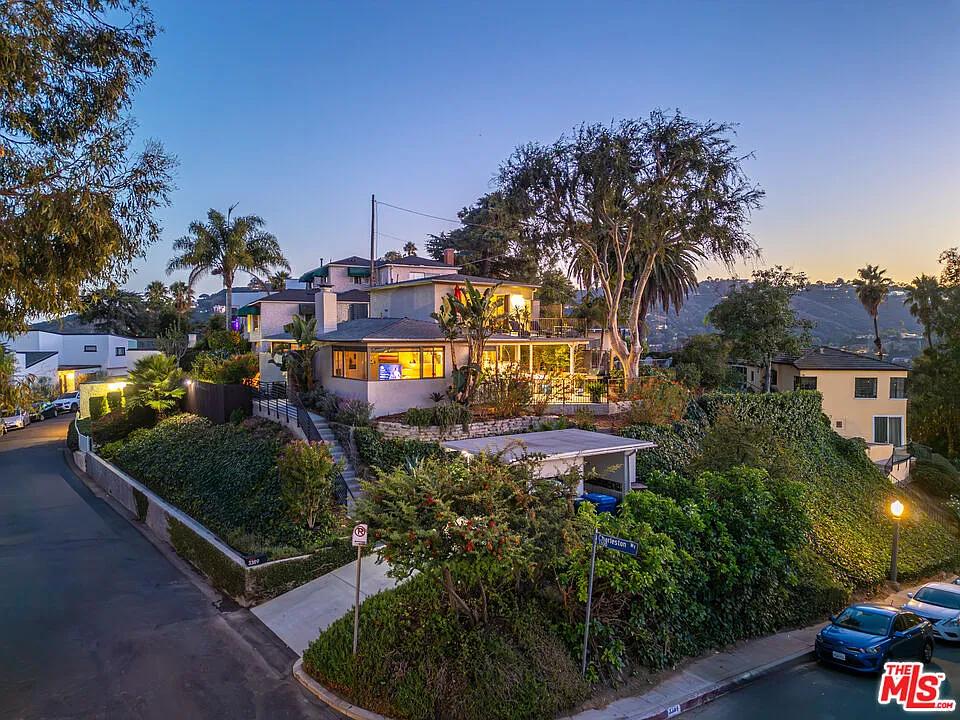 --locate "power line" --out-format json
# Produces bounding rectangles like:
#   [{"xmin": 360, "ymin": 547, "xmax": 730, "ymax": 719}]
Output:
[{"xmin": 375, "ymin": 199, "xmax": 502, "ymax": 232}]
